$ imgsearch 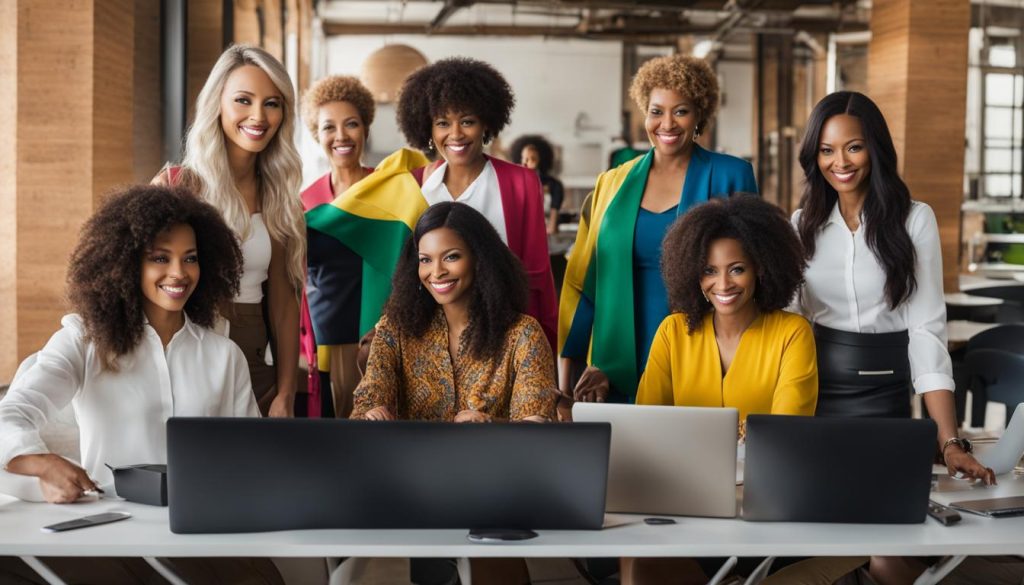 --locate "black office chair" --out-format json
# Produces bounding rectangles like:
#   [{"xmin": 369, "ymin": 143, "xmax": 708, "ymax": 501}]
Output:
[
  {"xmin": 963, "ymin": 285, "xmax": 1024, "ymax": 323},
  {"xmin": 965, "ymin": 348, "xmax": 1024, "ymax": 428},
  {"xmin": 959, "ymin": 324, "xmax": 1024, "ymax": 426}
]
